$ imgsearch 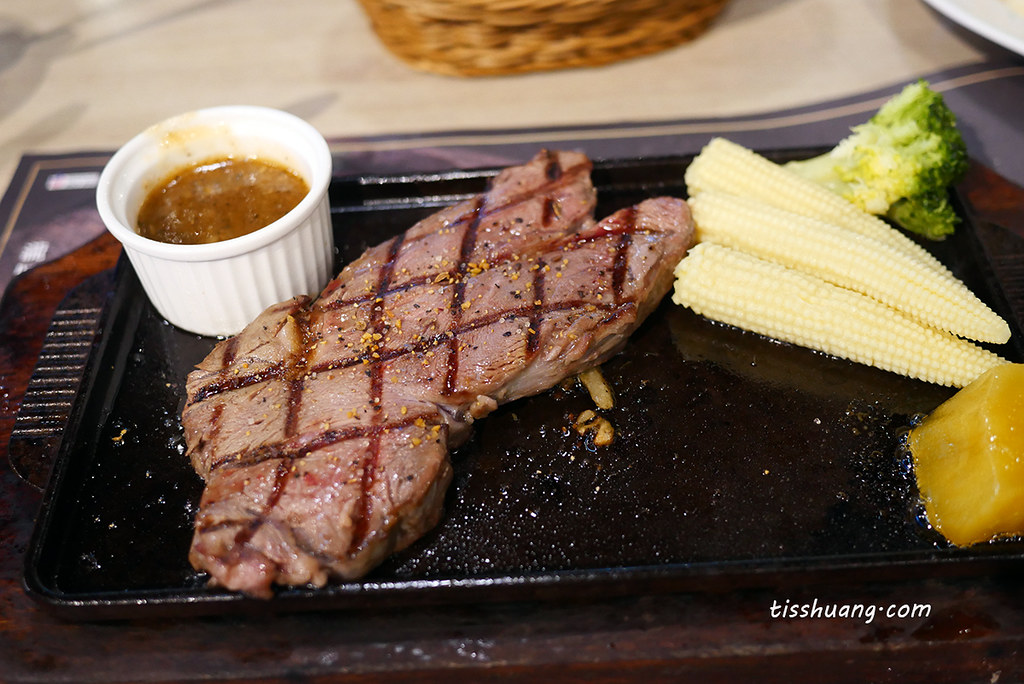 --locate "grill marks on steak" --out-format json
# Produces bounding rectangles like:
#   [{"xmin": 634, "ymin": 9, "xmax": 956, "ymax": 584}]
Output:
[{"xmin": 182, "ymin": 150, "xmax": 695, "ymax": 597}]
